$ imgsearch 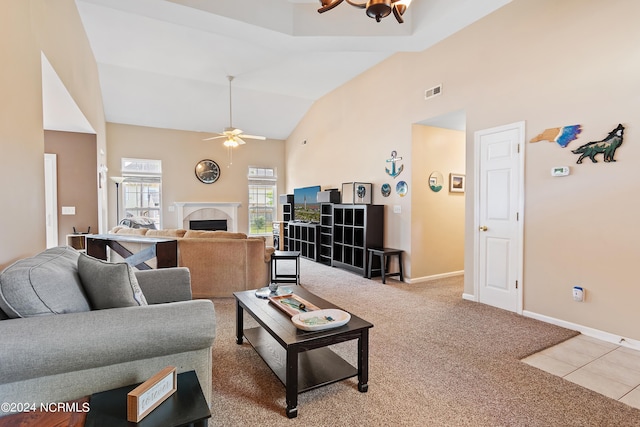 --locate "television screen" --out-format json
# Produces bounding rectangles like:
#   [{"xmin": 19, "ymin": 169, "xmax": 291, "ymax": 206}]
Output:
[{"xmin": 293, "ymin": 185, "xmax": 321, "ymax": 223}]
